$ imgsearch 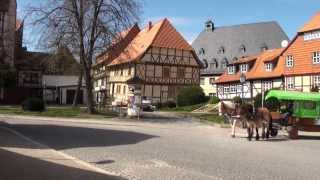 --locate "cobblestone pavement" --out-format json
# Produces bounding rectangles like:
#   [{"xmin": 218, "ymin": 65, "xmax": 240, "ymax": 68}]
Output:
[{"xmin": 2, "ymin": 115, "xmax": 320, "ymax": 180}]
